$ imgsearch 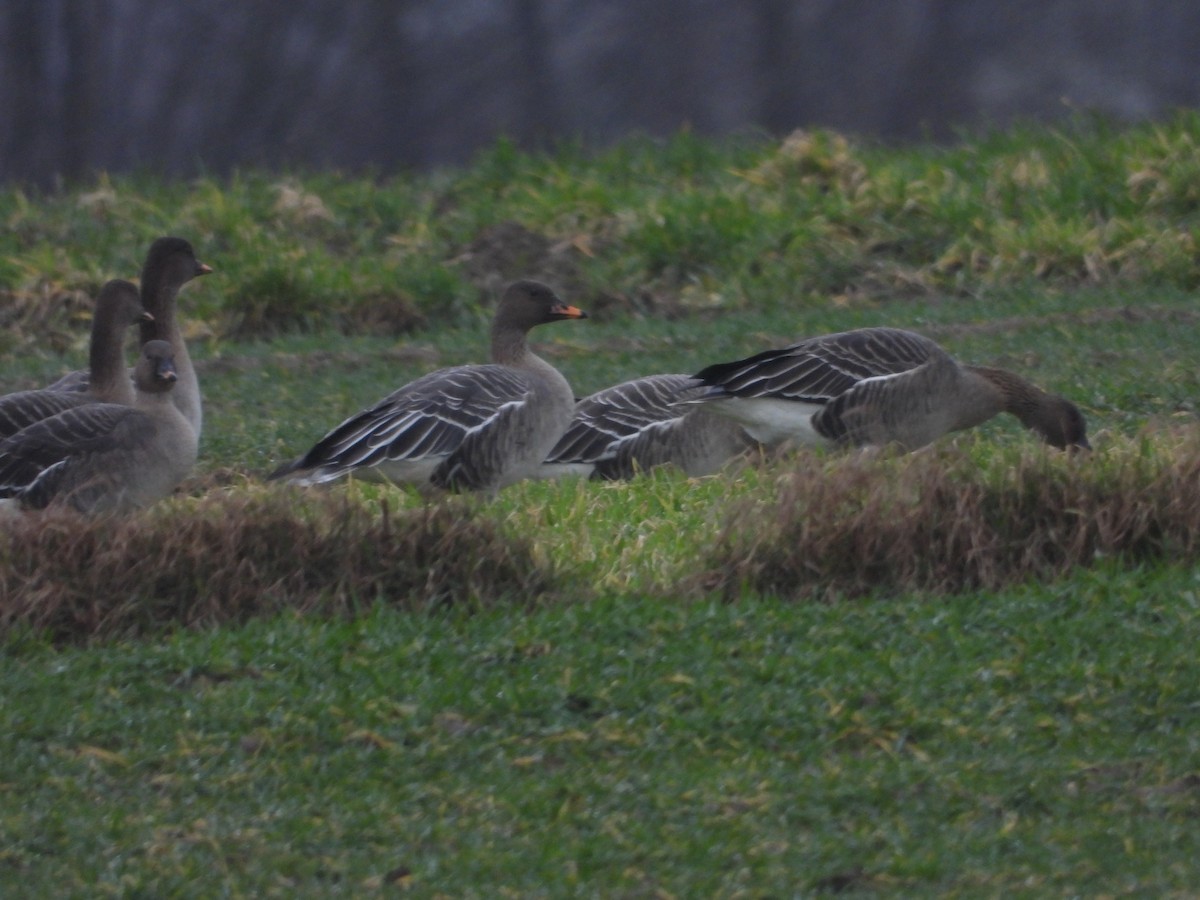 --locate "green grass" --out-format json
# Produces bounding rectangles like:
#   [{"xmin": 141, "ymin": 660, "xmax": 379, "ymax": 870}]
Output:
[
  {"xmin": 6, "ymin": 566, "xmax": 1200, "ymax": 895},
  {"xmin": 3, "ymin": 118, "xmax": 1200, "ymax": 894},
  {"xmin": 5, "ymin": 111, "xmax": 1200, "ymax": 346}
]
